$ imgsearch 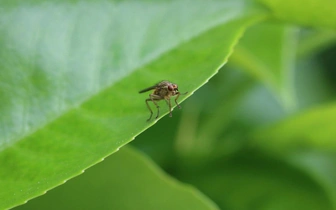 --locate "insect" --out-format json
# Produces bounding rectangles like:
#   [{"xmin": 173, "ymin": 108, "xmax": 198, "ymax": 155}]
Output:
[{"xmin": 139, "ymin": 80, "xmax": 188, "ymax": 121}]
